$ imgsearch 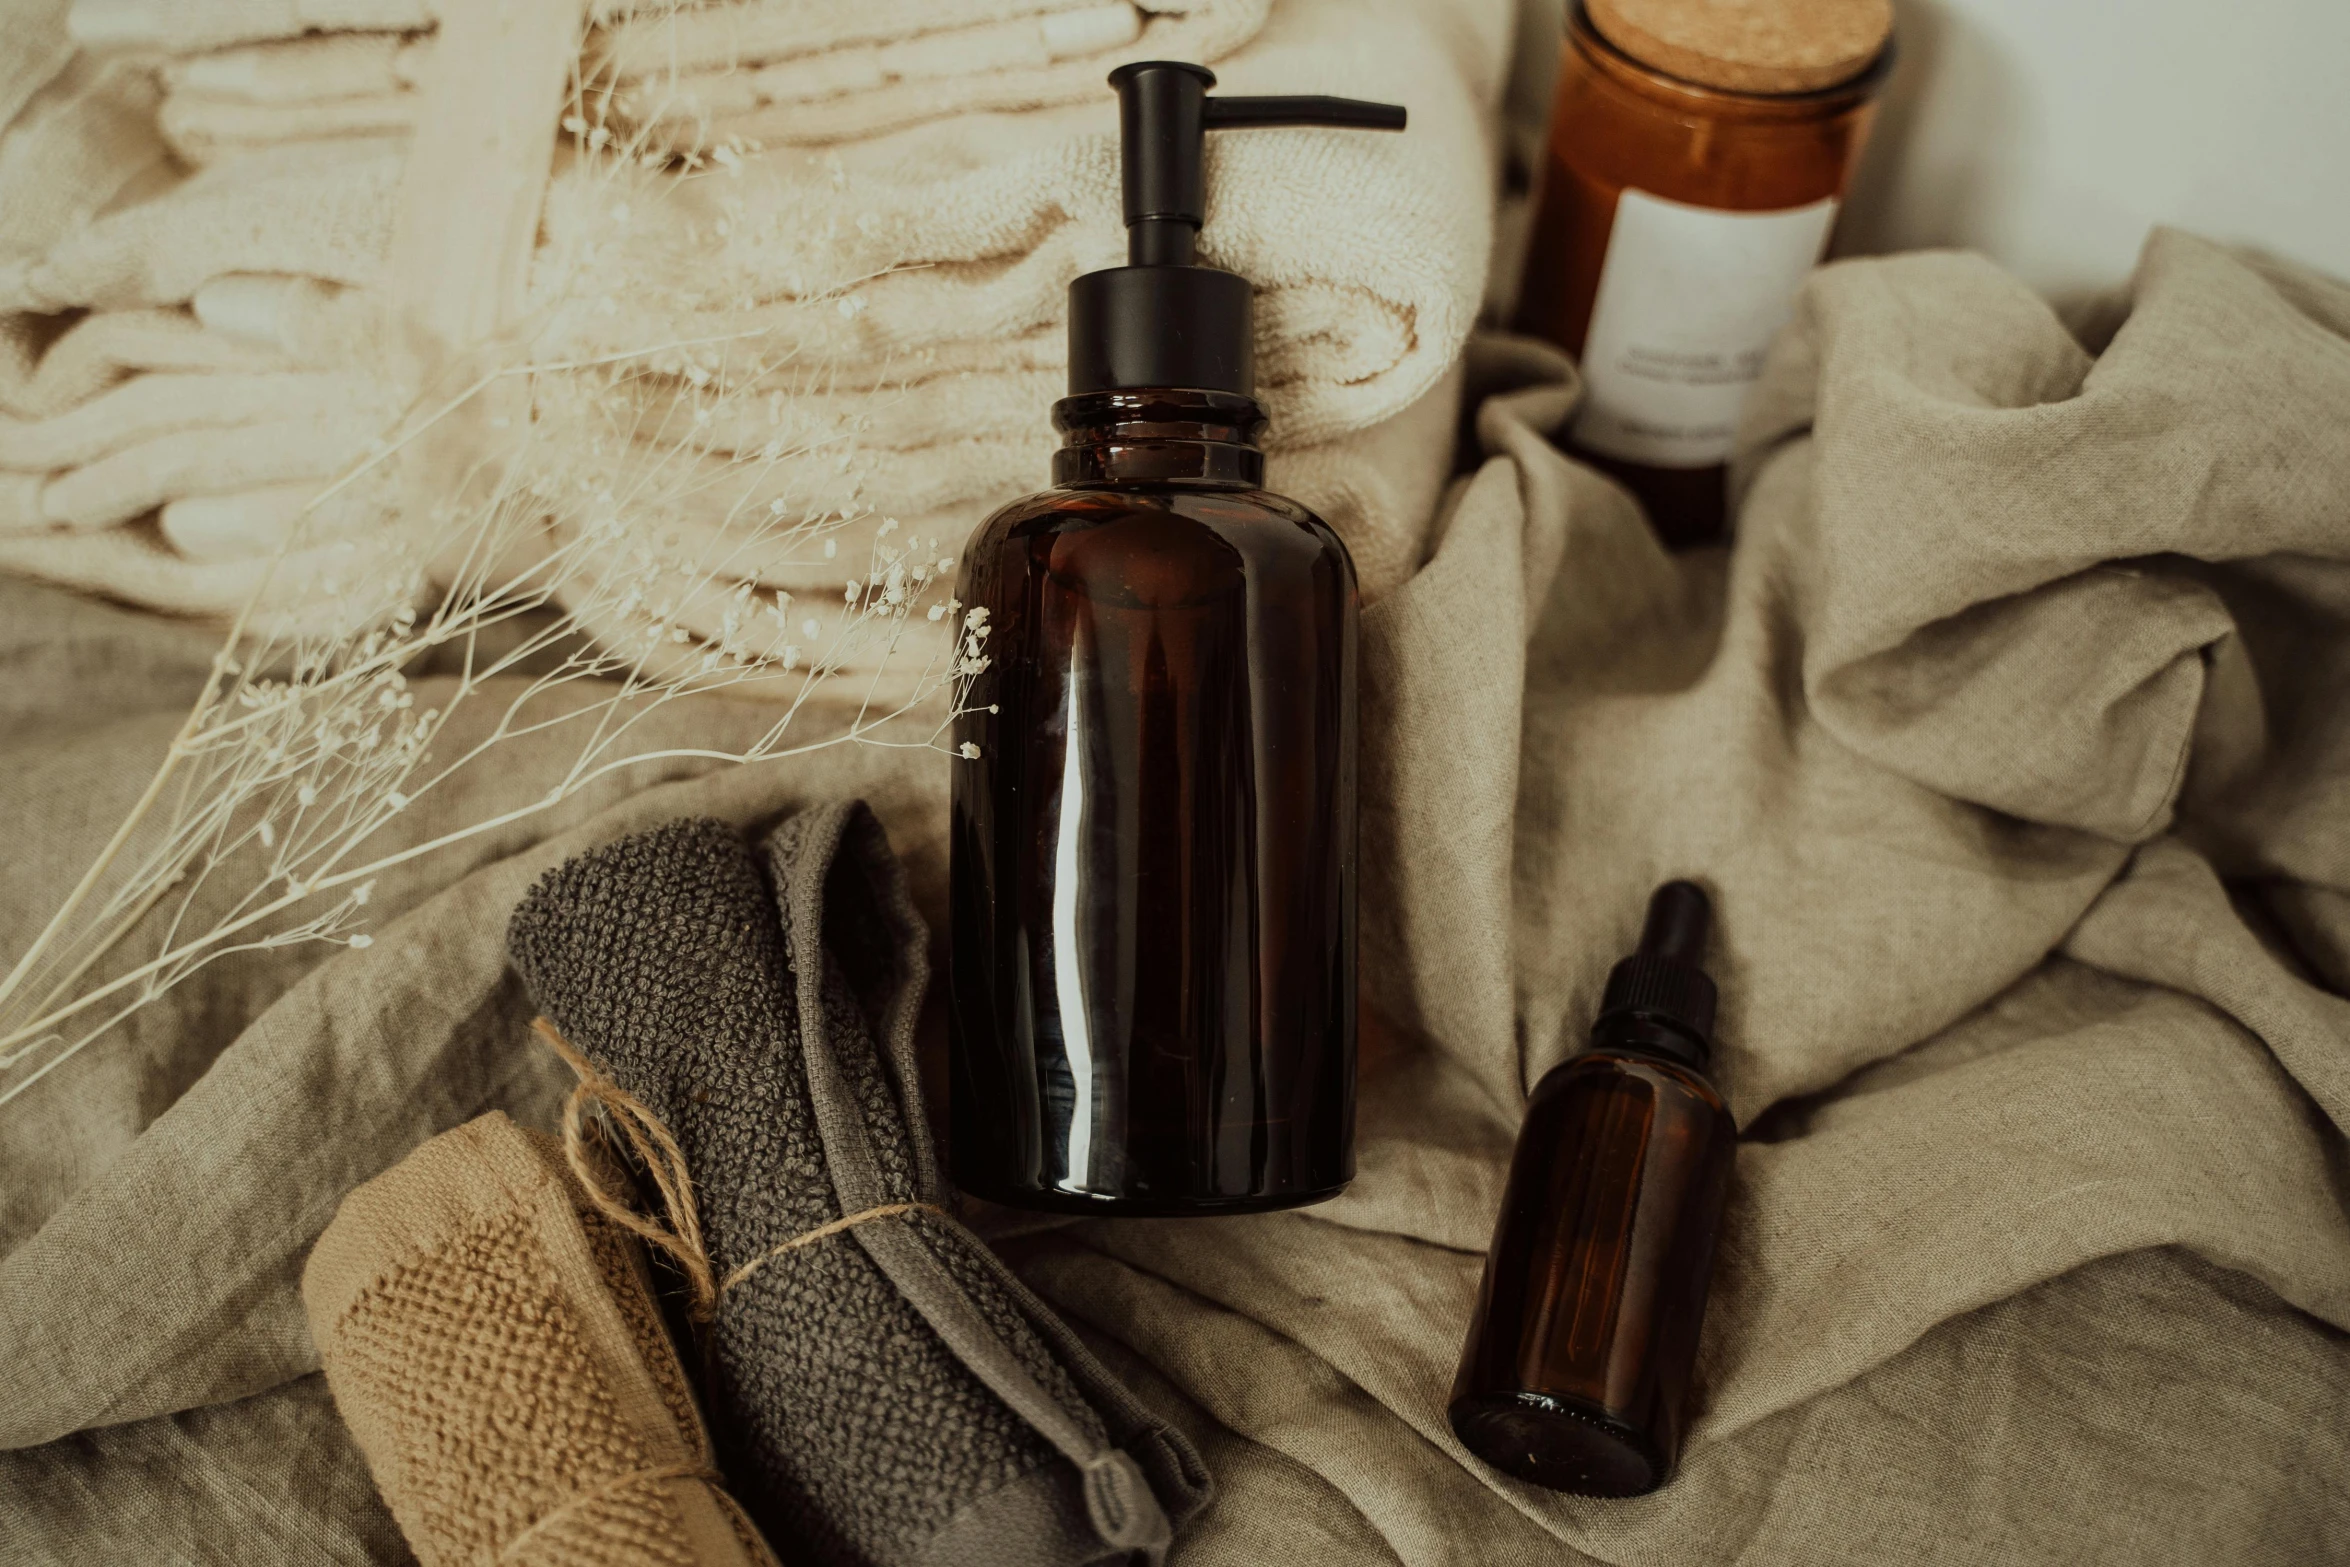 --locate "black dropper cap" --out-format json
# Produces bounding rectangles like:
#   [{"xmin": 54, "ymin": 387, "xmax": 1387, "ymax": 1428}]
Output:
[
  {"xmin": 1066, "ymin": 62, "xmax": 1406, "ymax": 399},
  {"xmin": 1593, "ymin": 882, "xmax": 1718, "ymax": 1067}
]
